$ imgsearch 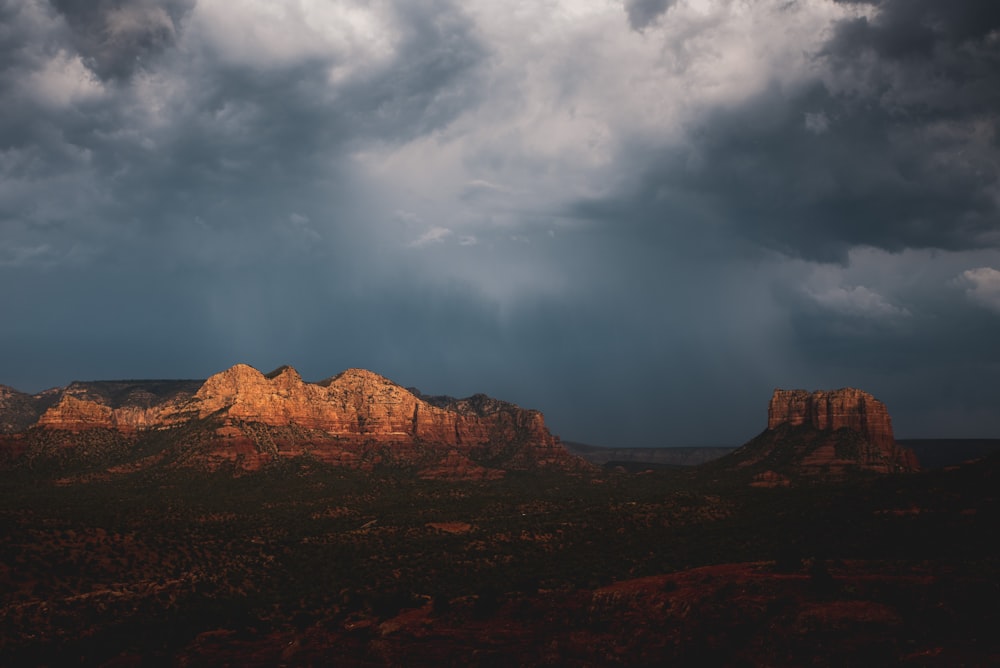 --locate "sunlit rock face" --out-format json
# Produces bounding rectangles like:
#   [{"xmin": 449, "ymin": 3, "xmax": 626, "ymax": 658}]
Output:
[
  {"xmin": 5, "ymin": 365, "xmax": 587, "ymax": 478},
  {"xmin": 33, "ymin": 380, "xmax": 201, "ymax": 434},
  {"xmin": 186, "ymin": 364, "xmax": 560, "ymax": 449},
  {"xmin": 36, "ymin": 394, "xmax": 114, "ymax": 432}
]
